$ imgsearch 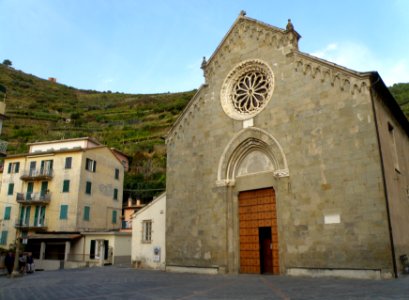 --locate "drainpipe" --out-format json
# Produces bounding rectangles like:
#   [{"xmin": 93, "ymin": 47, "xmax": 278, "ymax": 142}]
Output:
[{"xmin": 369, "ymin": 73, "xmax": 398, "ymax": 278}]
